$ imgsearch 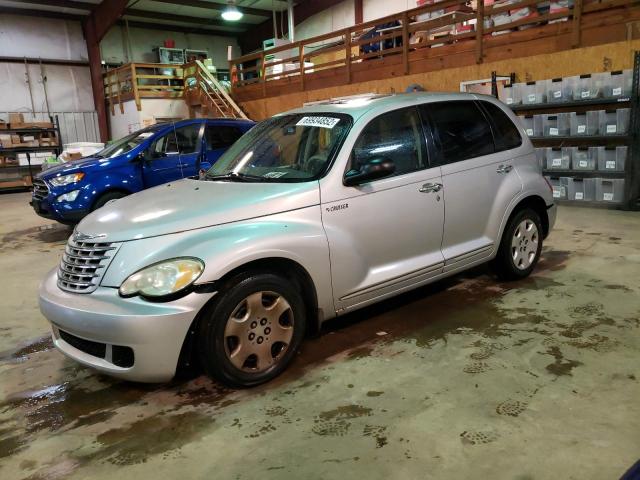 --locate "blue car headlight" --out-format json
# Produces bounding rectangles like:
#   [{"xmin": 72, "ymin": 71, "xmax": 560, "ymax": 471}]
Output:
[{"xmin": 50, "ymin": 172, "xmax": 85, "ymax": 187}]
